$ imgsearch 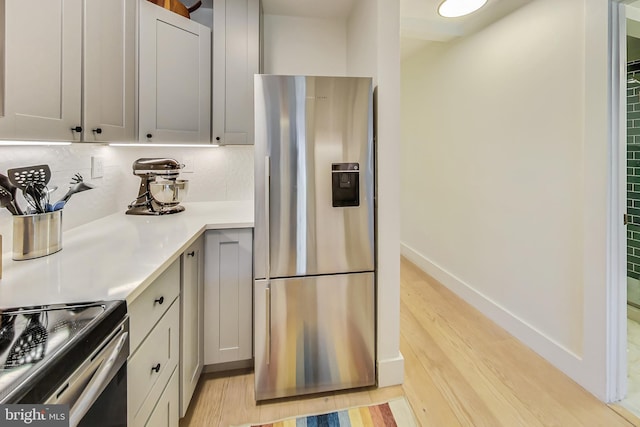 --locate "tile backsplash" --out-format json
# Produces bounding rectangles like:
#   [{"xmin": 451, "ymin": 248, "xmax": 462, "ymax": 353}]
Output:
[{"xmin": 0, "ymin": 144, "xmax": 254, "ymax": 253}]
